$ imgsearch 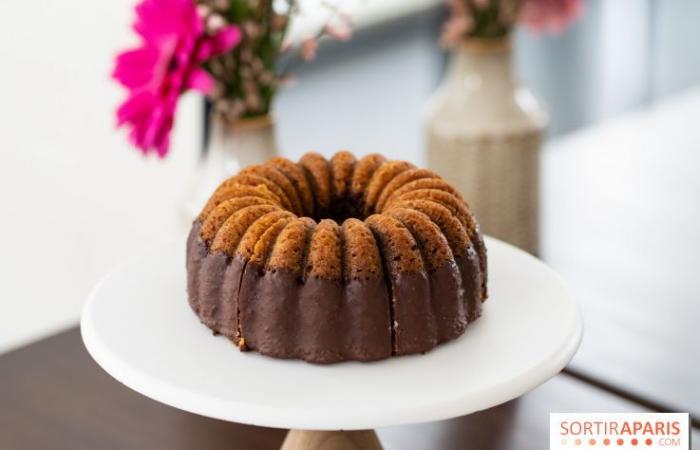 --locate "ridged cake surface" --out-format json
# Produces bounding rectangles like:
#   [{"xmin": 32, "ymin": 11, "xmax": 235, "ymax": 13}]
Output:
[{"xmin": 186, "ymin": 151, "xmax": 487, "ymax": 363}]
